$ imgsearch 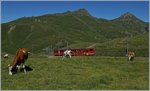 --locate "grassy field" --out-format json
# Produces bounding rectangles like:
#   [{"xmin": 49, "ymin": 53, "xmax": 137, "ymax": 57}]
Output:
[{"xmin": 1, "ymin": 56, "xmax": 149, "ymax": 90}]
